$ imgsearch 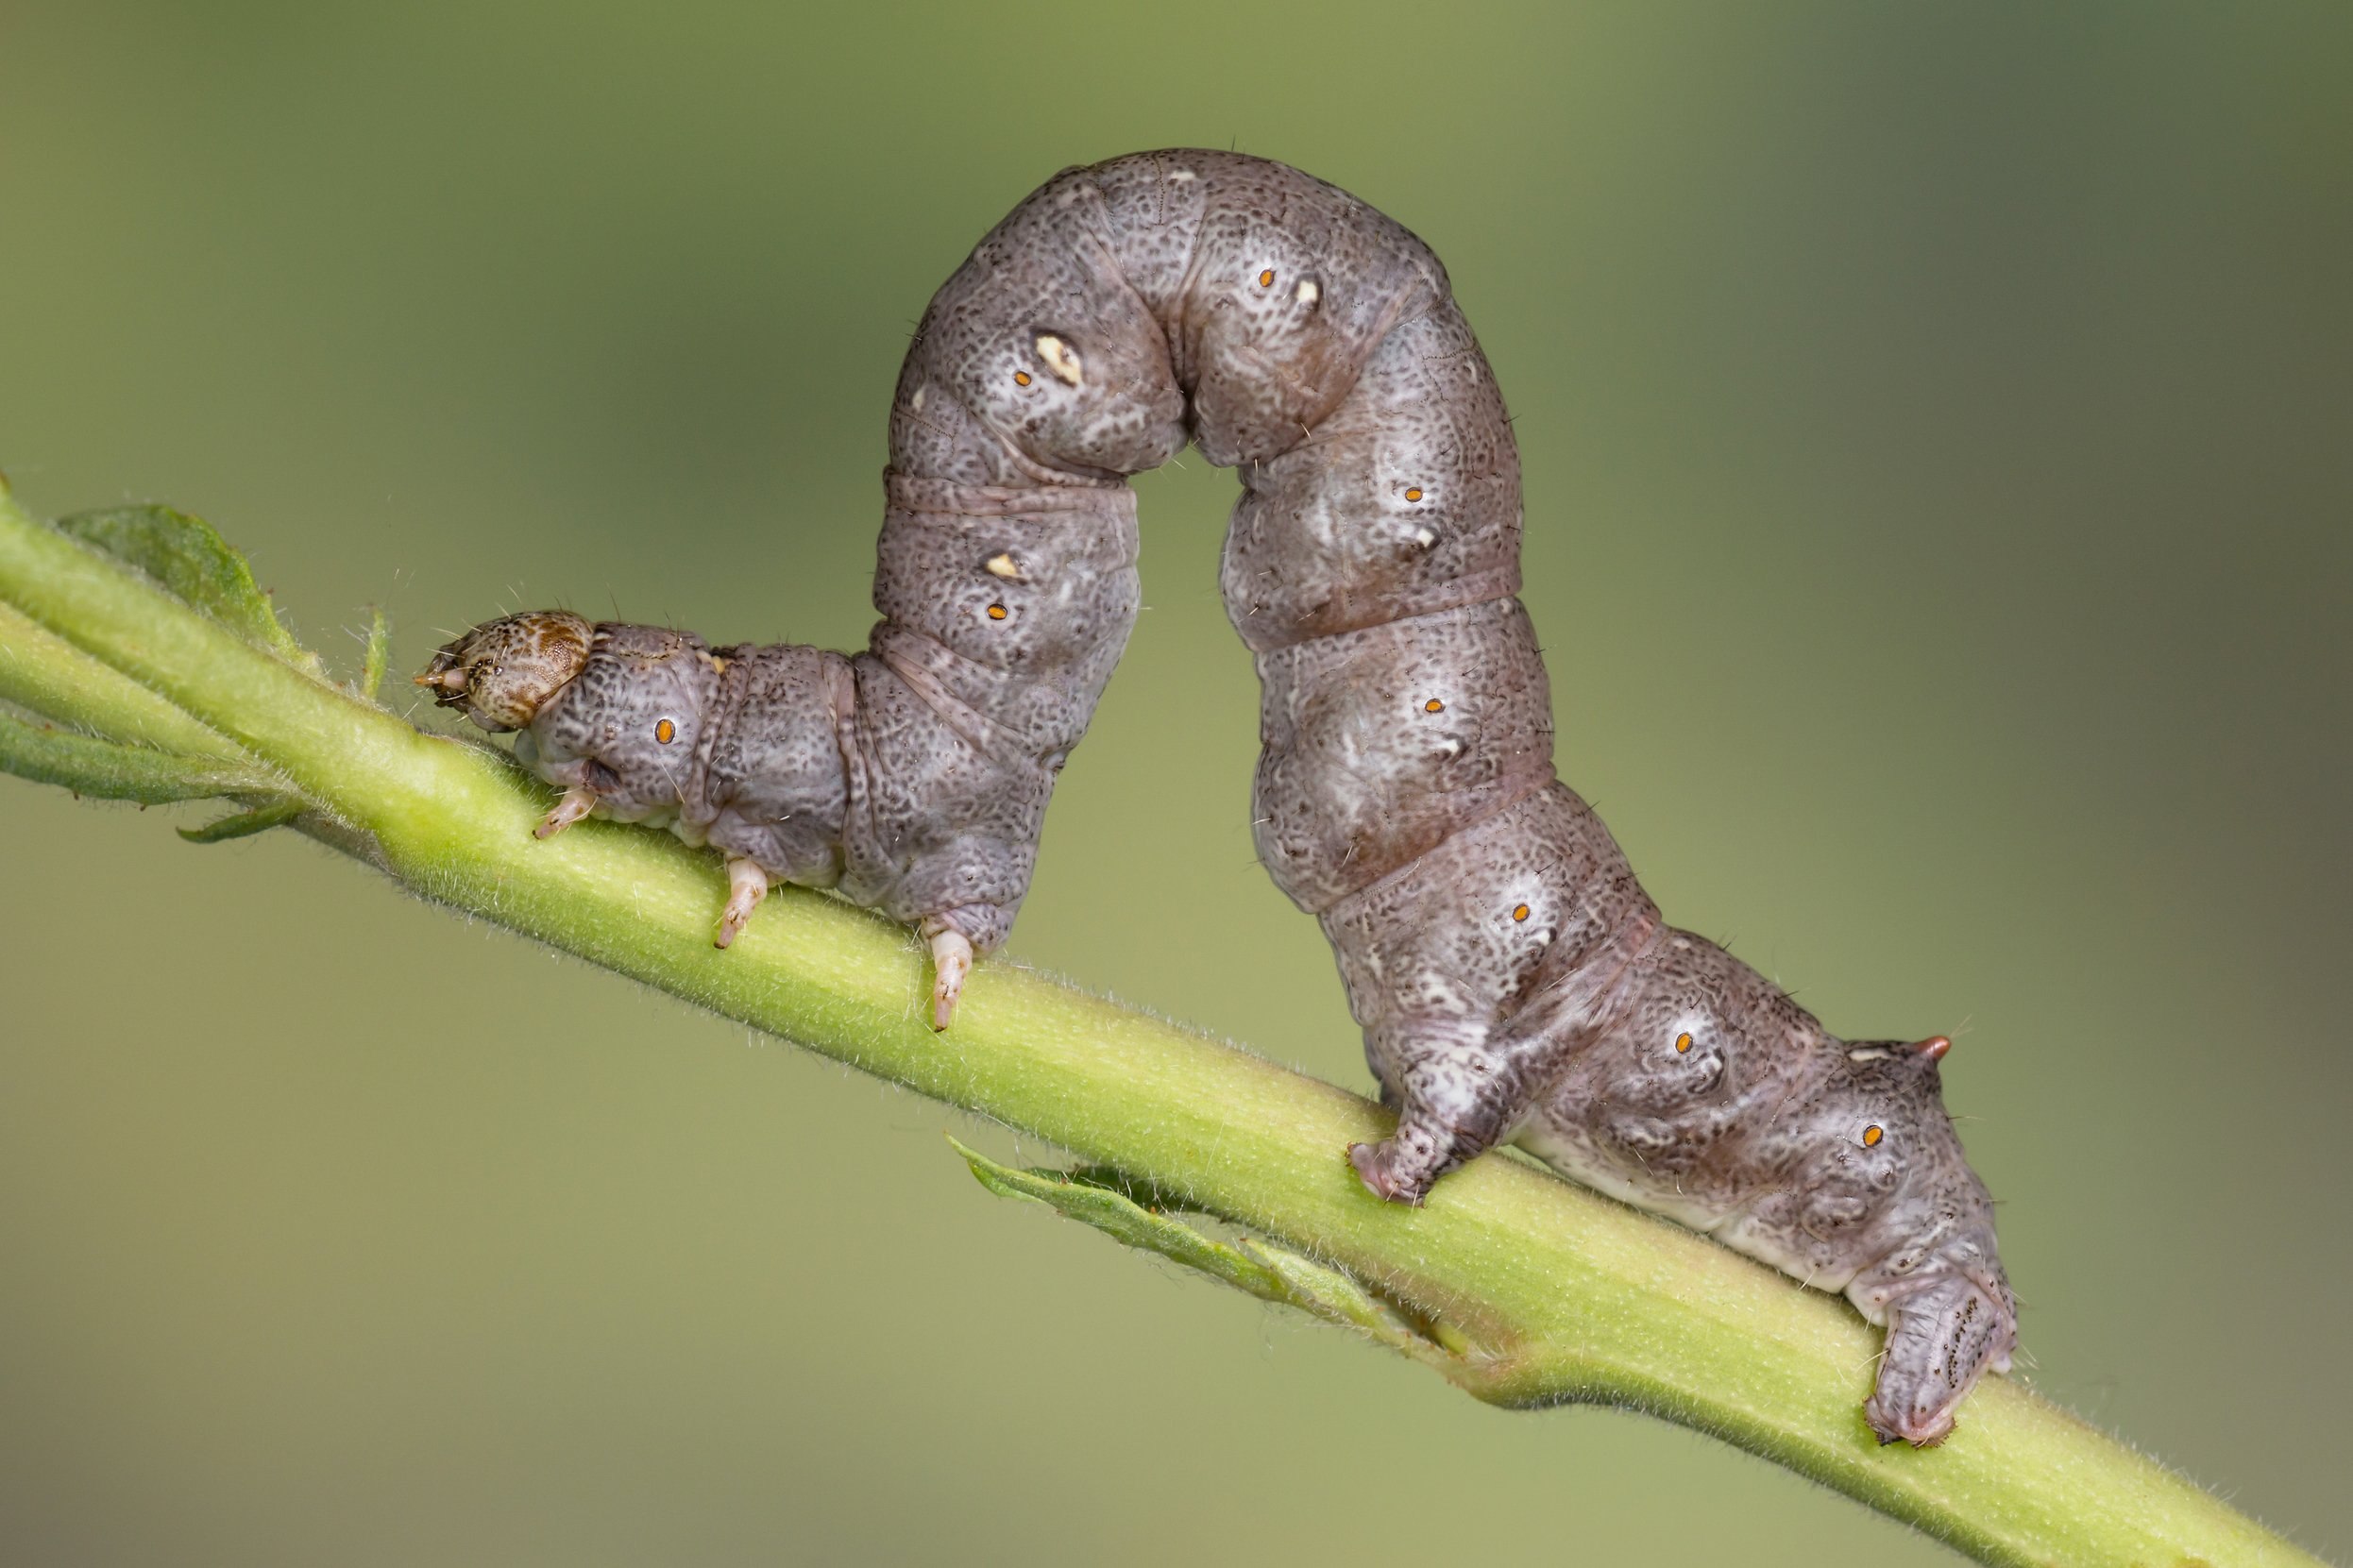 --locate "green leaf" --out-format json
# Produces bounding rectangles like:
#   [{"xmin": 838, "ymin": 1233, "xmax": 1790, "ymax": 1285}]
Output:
[
  {"xmin": 956, "ymin": 1135, "xmax": 1288, "ymax": 1295},
  {"xmin": 178, "ymin": 798, "xmax": 307, "ymax": 843},
  {"xmin": 1230, "ymin": 1236, "xmax": 1461, "ymax": 1354},
  {"xmin": 949, "ymin": 1137, "xmax": 1451, "ymax": 1361},
  {"xmin": 56, "ymin": 505, "xmax": 315, "ymax": 669},
  {"xmin": 0, "ymin": 709, "xmax": 283, "ymax": 805},
  {"xmin": 1058, "ymin": 1163, "xmax": 1194, "ymax": 1212}
]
